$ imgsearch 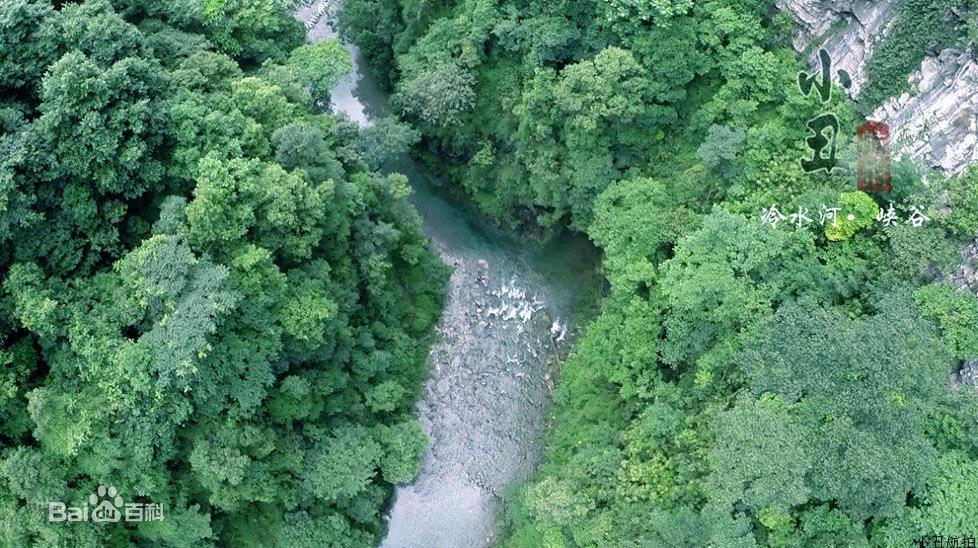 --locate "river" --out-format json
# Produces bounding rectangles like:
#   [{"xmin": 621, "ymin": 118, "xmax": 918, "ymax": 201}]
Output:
[{"xmin": 295, "ymin": 3, "xmax": 601, "ymax": 546}]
